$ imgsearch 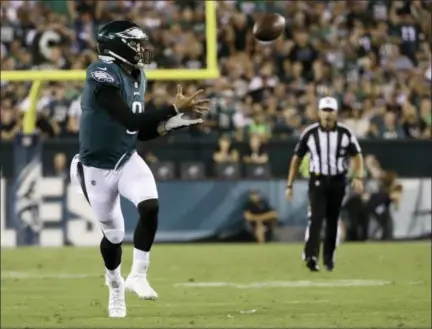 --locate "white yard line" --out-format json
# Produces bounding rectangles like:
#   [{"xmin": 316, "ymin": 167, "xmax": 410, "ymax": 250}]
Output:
[
  {"xmin": 174, "ymin": 279, "xmax": 393, "ymax": 288},
  {"xmin": 1, "ymin": 271, "xmax": 98, "ymax": 279},
  {"xmin": 1, "ymin": 272, "xmax": 424, "ymax": 290},
  {"xmin": 1, "ymin": 271, "xmax": 171, "ymax": 281}
]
